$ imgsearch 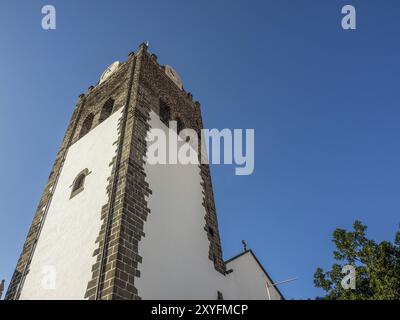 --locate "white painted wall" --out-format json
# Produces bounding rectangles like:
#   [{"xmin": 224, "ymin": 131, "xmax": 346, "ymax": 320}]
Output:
[
  {"xmin": 136, "ymin": 111, "xmax": 225, "ymax": 299},
  {"xmin": 224, "ymin": 252, "xmax": 282, "ymax": 300},
  {"xmin": 136, "ymin": 111, "xmax": 282, "ymax": 300},
  {"xmin": 20, "ymin": 108, "xmax": 123, "ymax": 300}
]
